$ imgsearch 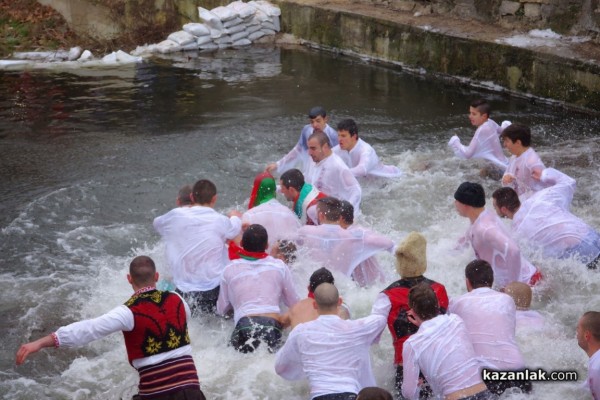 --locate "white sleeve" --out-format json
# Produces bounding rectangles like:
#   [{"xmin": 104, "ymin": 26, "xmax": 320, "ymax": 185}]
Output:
[
  {"xmin": 341, "ymin": 169, "xmax": 362, "ymax": 211},
  {"xmin": 371, "ymin": 293, "xmax": 392, "ymax": 318},
  {"xmin": 55, "ymin": 305, "xmax": 134, "ymax": 348},
  {"xmin": 274, "ymin": 332, "xmax": 305, "ymax": 380},
  {"xmin": 225, "ymin": 216, "xmax": 242, "ymax": 240},
  {"xmin": 401, "ymin": 342, "xmax": 421, "ymax": 400},
  {"xmin": 282, "ymin": 266, "xmax": 301, "ymax": 308}
]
